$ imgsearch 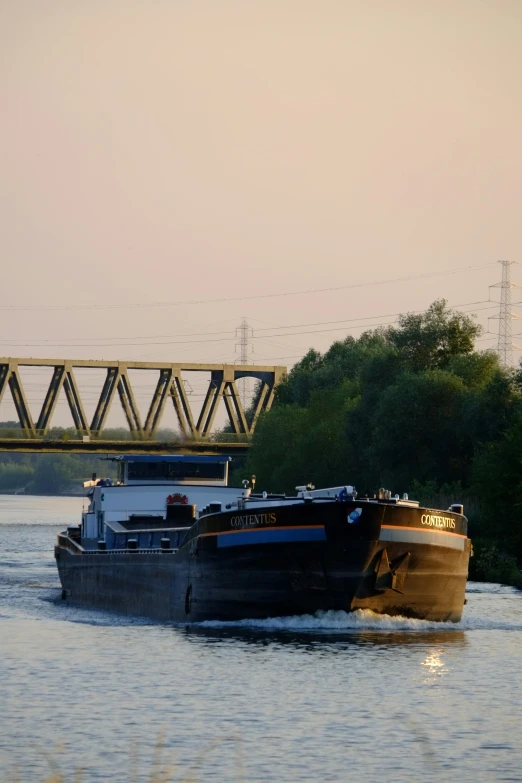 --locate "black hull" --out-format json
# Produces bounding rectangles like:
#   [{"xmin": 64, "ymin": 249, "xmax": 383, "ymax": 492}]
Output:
[{"xmin": 56, "ymin": 499, "xmax": 470, "ymax": 623}]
